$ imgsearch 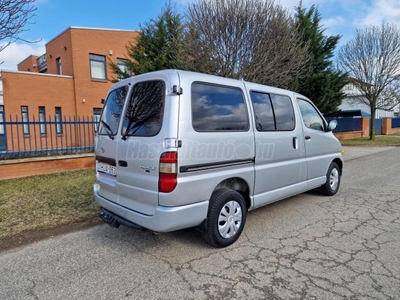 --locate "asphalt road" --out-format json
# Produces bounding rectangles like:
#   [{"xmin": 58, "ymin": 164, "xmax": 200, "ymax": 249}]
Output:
[{"xmin": 1, "ymin": 147, "xmax": 400, "ymax": 300}]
